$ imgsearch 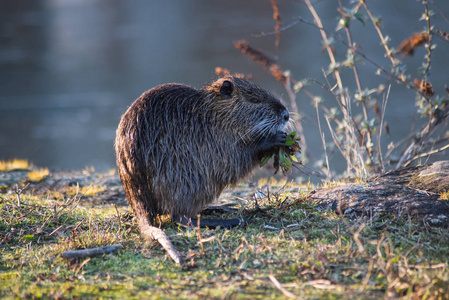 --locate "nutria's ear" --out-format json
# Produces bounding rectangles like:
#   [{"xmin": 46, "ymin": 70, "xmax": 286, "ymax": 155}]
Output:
[{"xmin": 219, "ymin": 80, "xmax": 233, "ymax": 96}]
